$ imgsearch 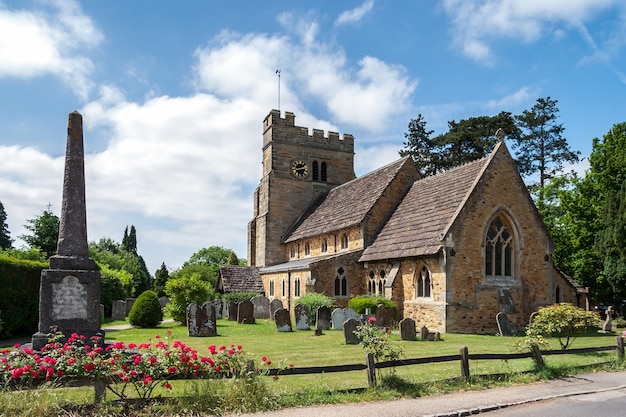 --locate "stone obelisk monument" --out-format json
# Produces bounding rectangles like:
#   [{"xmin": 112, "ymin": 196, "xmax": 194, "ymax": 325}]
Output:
[{"xmin": 32, "ymin": 111, "xmax": 102, "ymax": 350}]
